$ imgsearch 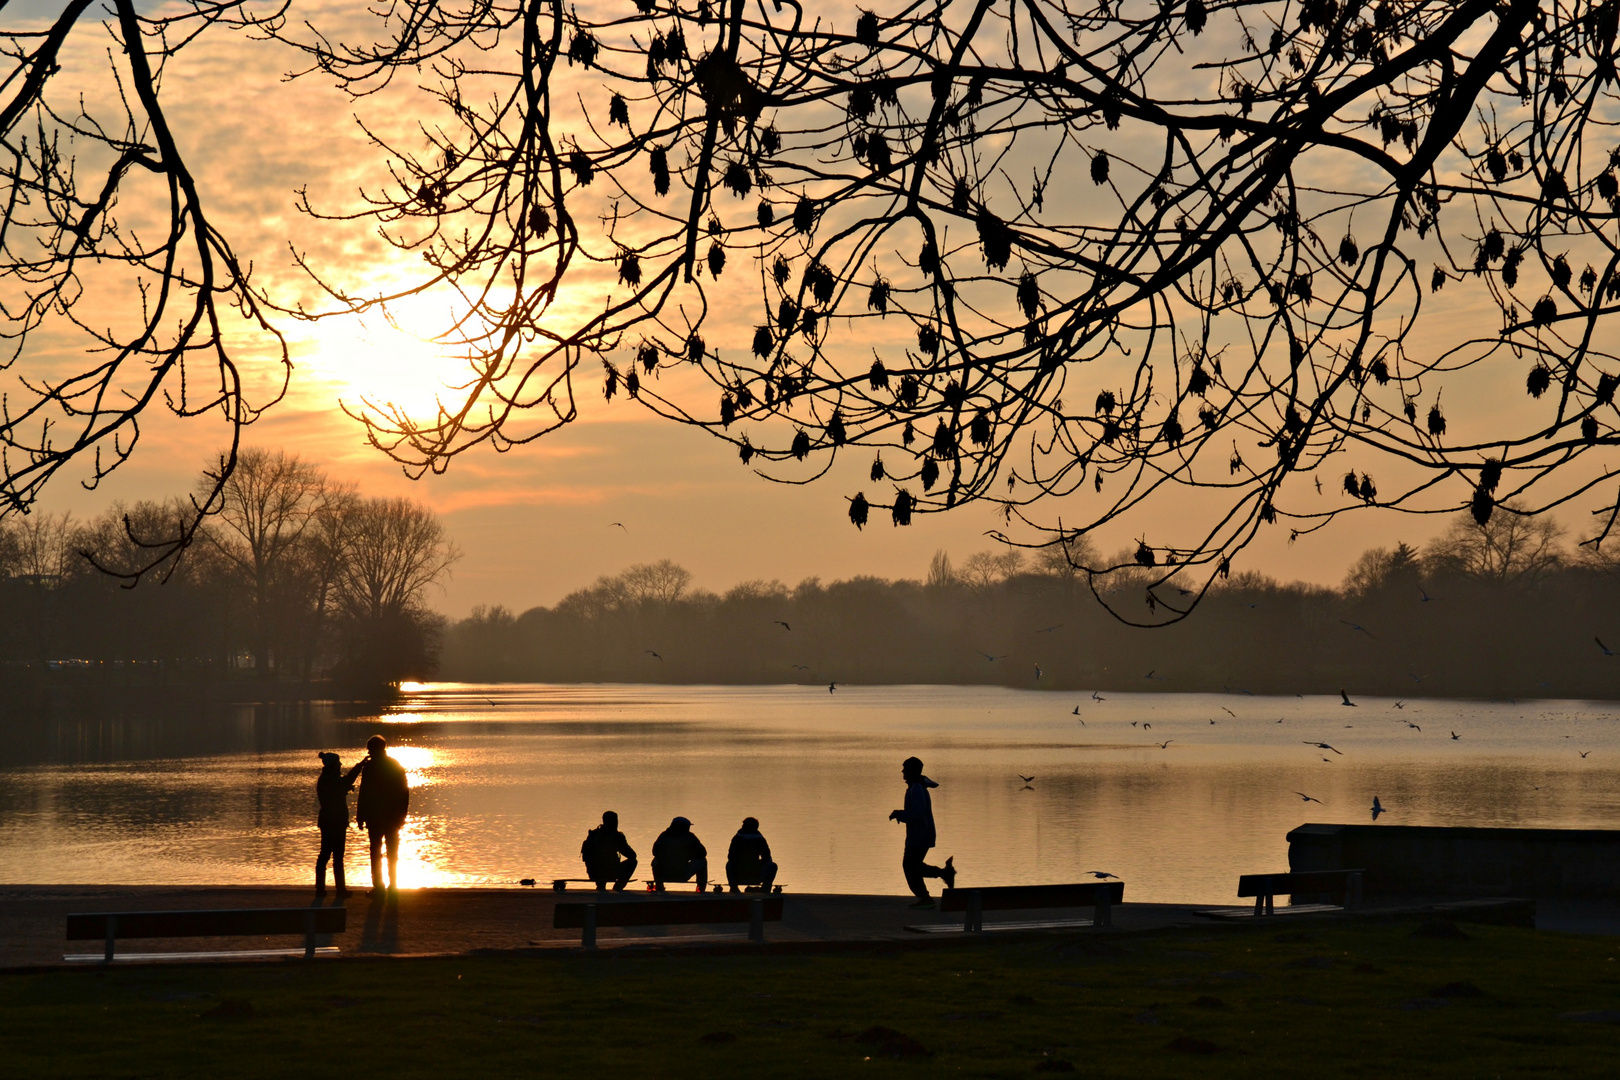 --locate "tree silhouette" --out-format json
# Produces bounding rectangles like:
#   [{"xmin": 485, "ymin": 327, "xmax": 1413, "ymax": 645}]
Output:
[{"xmin": 5, "ymin": 0, "xmax": 1620, "ymax": 620}]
